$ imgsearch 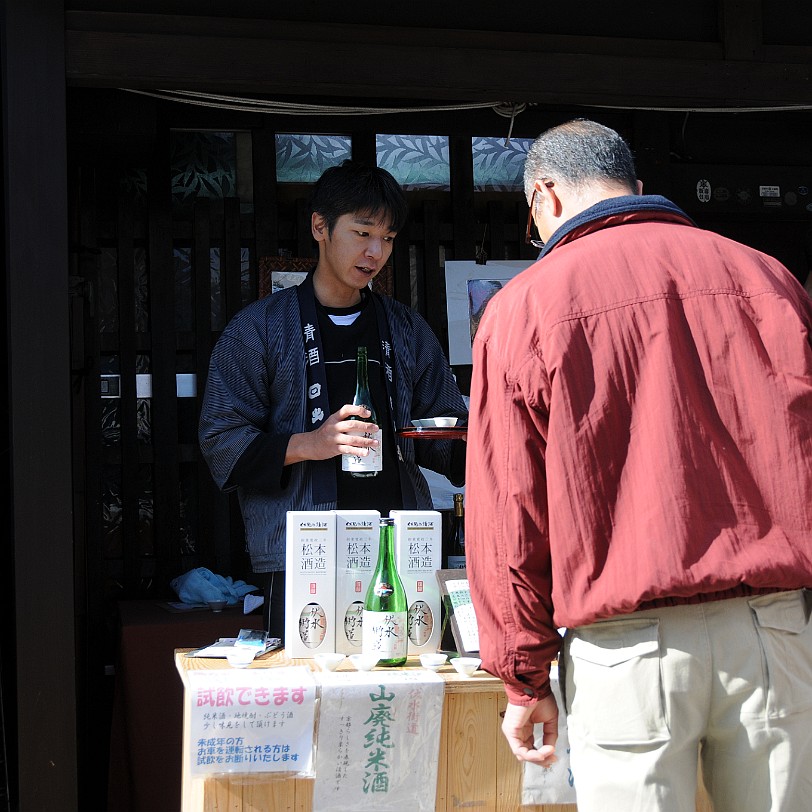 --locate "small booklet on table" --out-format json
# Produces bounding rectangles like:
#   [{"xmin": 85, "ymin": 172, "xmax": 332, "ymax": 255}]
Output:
[{"xmin": 187, "ymin": 629, "xmax": 282, "ymax": 658}]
